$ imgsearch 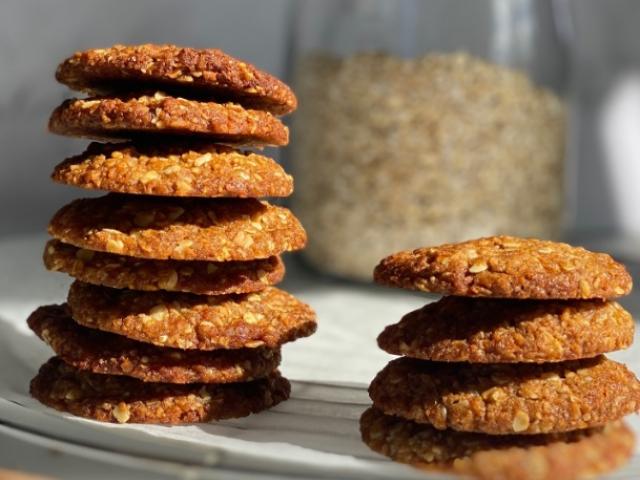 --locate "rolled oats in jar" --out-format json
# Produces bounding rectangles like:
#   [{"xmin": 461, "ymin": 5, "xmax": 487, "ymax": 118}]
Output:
[{"xmin": 289, "ymin": 1, "xmax": 568, "ymax": 281}]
